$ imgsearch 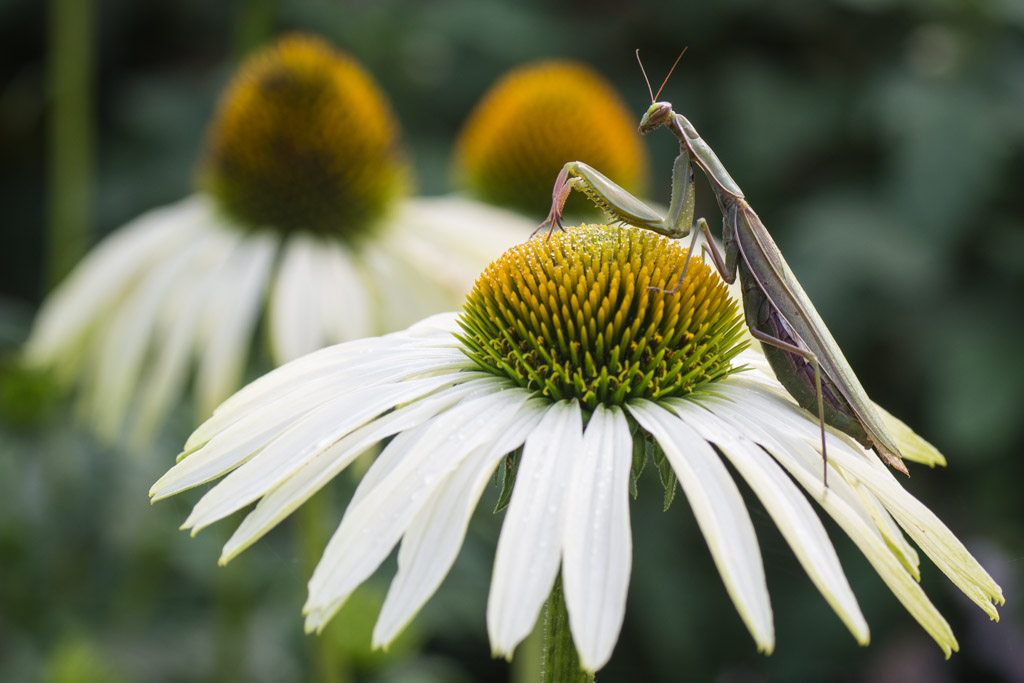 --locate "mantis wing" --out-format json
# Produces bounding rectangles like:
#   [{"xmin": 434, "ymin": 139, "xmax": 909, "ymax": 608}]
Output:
[{"xmin": 731, "ymin": 202, "xmax": 908, "ymax": 473}]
